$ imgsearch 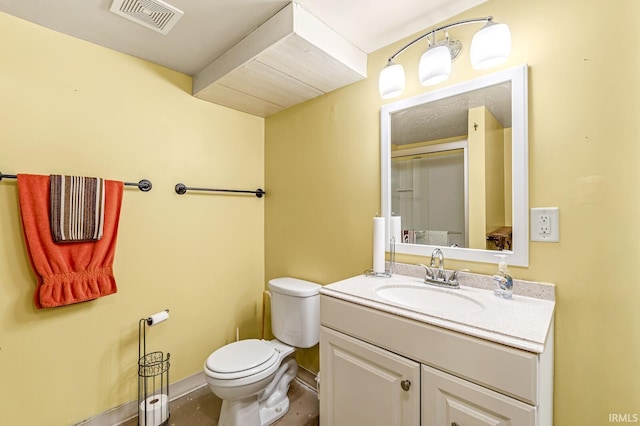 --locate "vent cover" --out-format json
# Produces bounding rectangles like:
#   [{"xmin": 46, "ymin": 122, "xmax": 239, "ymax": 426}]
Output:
[{"xmin": 110, "ymin": 0, "xmax": 184, "ymax": 35}]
